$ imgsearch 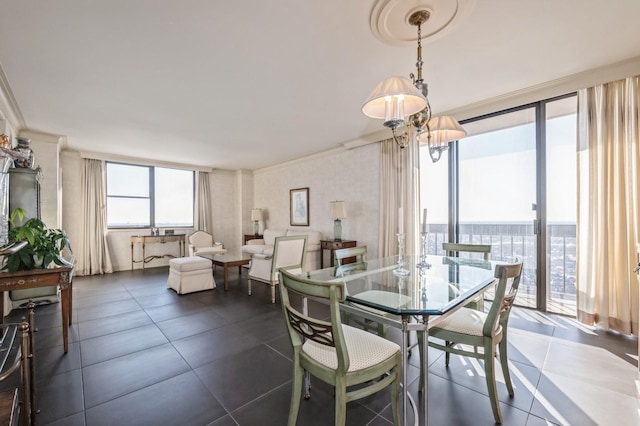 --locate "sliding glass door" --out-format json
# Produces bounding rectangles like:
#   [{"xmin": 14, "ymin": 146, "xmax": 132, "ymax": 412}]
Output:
[
  {"xmin": 421, "ymin": 94, "xmax": 578, "ymax": 314},
  {"xmin": 457, "ymin": 107, "xmax": 538, "ymax": 308}
]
